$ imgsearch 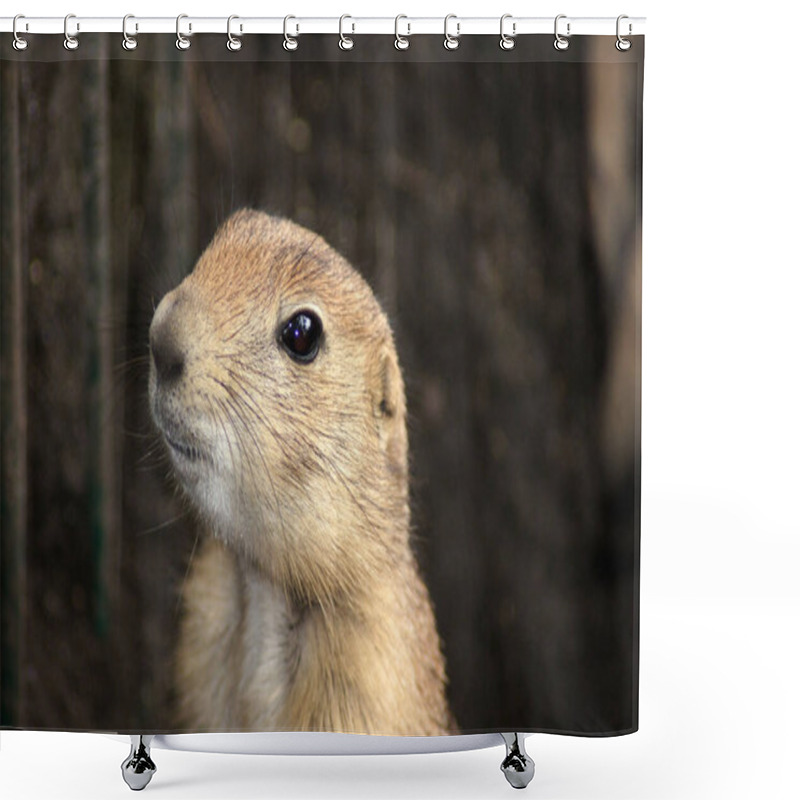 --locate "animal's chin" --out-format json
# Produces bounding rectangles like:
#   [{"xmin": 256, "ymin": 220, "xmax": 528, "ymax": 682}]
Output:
[
  {"xmin": 151, "ymin": 399, "xmax": 245, "ymax": 531},
  {"xmin": 164, "ymin": 431, "xmax": 207, "ymax": 464},
  {"xmin": 165, "ymin": 435, "xmax": 223, "ymax": 522},
  {"xmin": 151, "ymin": 395, "xmax": 210, "ymax": 466},
  {"xmin": 155, "ymin": 420, "xmax": 214, "ymax": 492}
]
